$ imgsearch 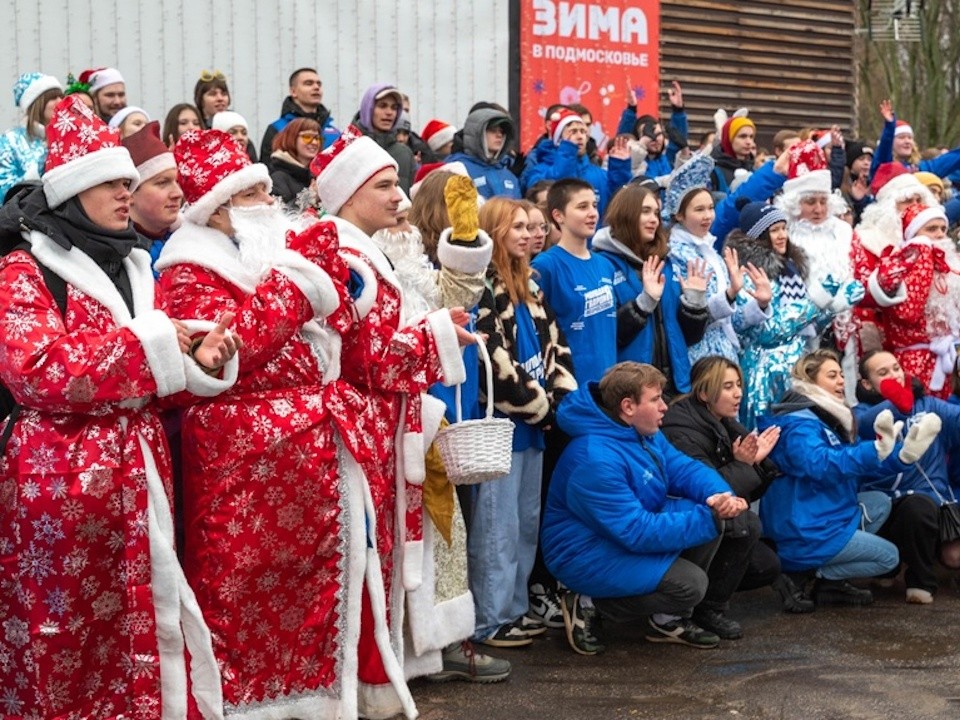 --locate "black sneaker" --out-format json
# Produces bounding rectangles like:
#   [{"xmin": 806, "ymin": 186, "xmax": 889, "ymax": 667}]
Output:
[
  {"xmin": 560, "ymin": 592, "xmax": 605, "ymax": 655},
  {"xmin": 772, "ymin": 574, "xmax": 816, "ymax": 614},
  {"xmin": 692, "ymin": 607, "xmax": 743, "ymax": 640},
  {"xmin": 645, "ymin": 616, "xmax": 720, "ymax": 648},
  {"xmin": 517, "ymin": 614, "xmax": 547, "ymax": 637},
  {"xmin": 814, "ymin": 579, "xmax": 874, "ymax": 606},
  {"xmin": 427, "ymin": 641, "xmax": 512, "ymax": 683},
  {"xmin": 528, "ymin": 582, "xmax": 565, "ymax": 629},
  {"xmin": 481, "ymin": 623, "xmax": 532, "ymax": 648}
]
